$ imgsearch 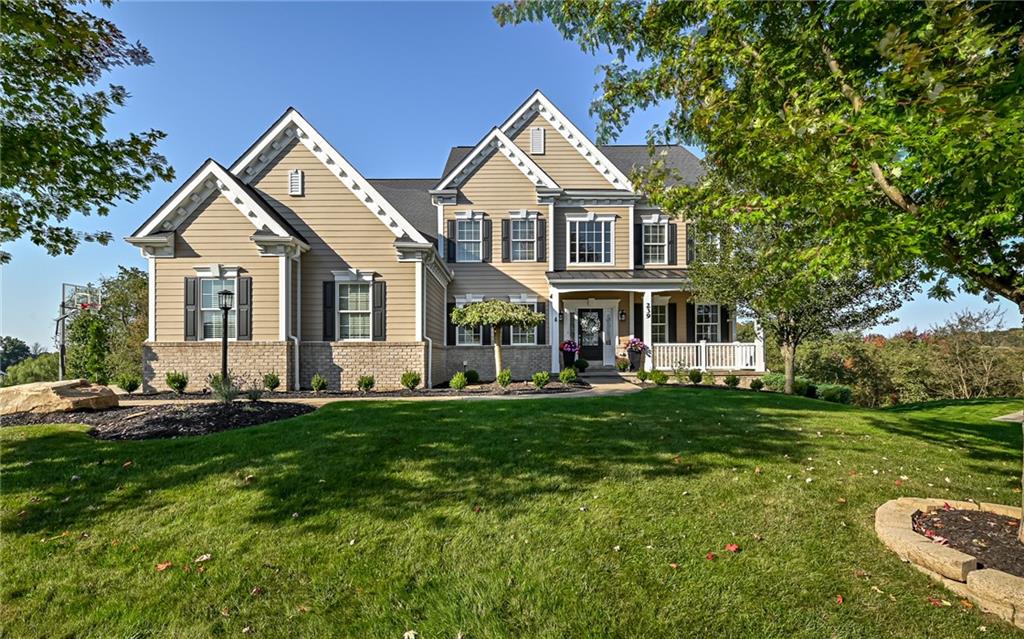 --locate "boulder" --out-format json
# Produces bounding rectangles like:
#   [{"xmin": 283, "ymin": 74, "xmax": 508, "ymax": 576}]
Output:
[{"xmin": 0, "ymin": 379, "xmax": 119, "ymax": 415}]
